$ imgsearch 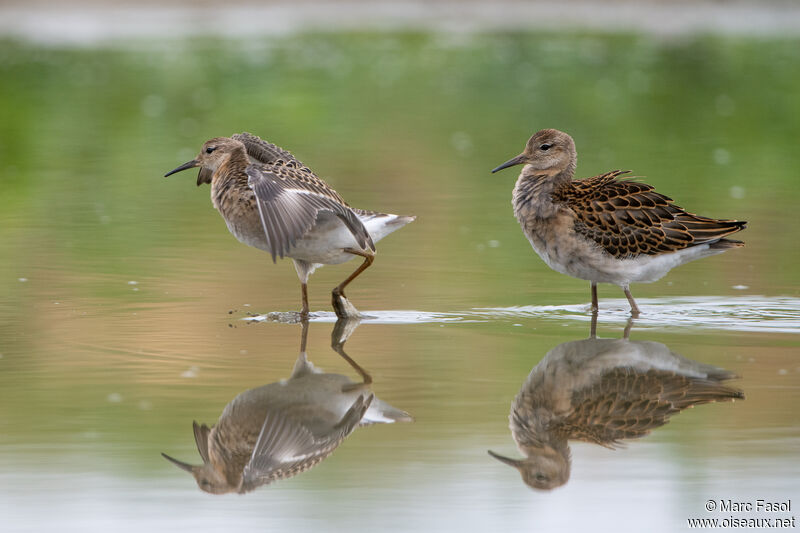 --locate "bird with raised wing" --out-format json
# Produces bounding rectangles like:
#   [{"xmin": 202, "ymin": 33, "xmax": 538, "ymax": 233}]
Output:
[
  {"xmin": 491, "ymin": 129, "xmax": 746, "ymax": 316},
  {"xmin": 161, "ymin": 319, "xmax": 413, "ymax": 494},
  {"xmin": 165, "ymin": 132, "xmax": 415, "ymax": 318}
]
